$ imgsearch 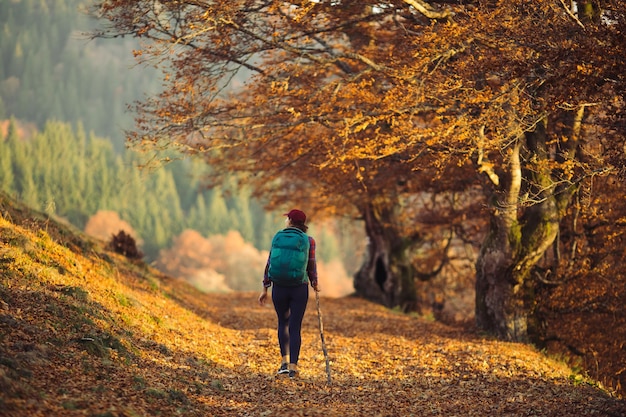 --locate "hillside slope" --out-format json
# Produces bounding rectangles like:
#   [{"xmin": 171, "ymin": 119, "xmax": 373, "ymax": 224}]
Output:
[{"xmin": 0, "ymin": 194, "xmax": 624, "ymax": 417}]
